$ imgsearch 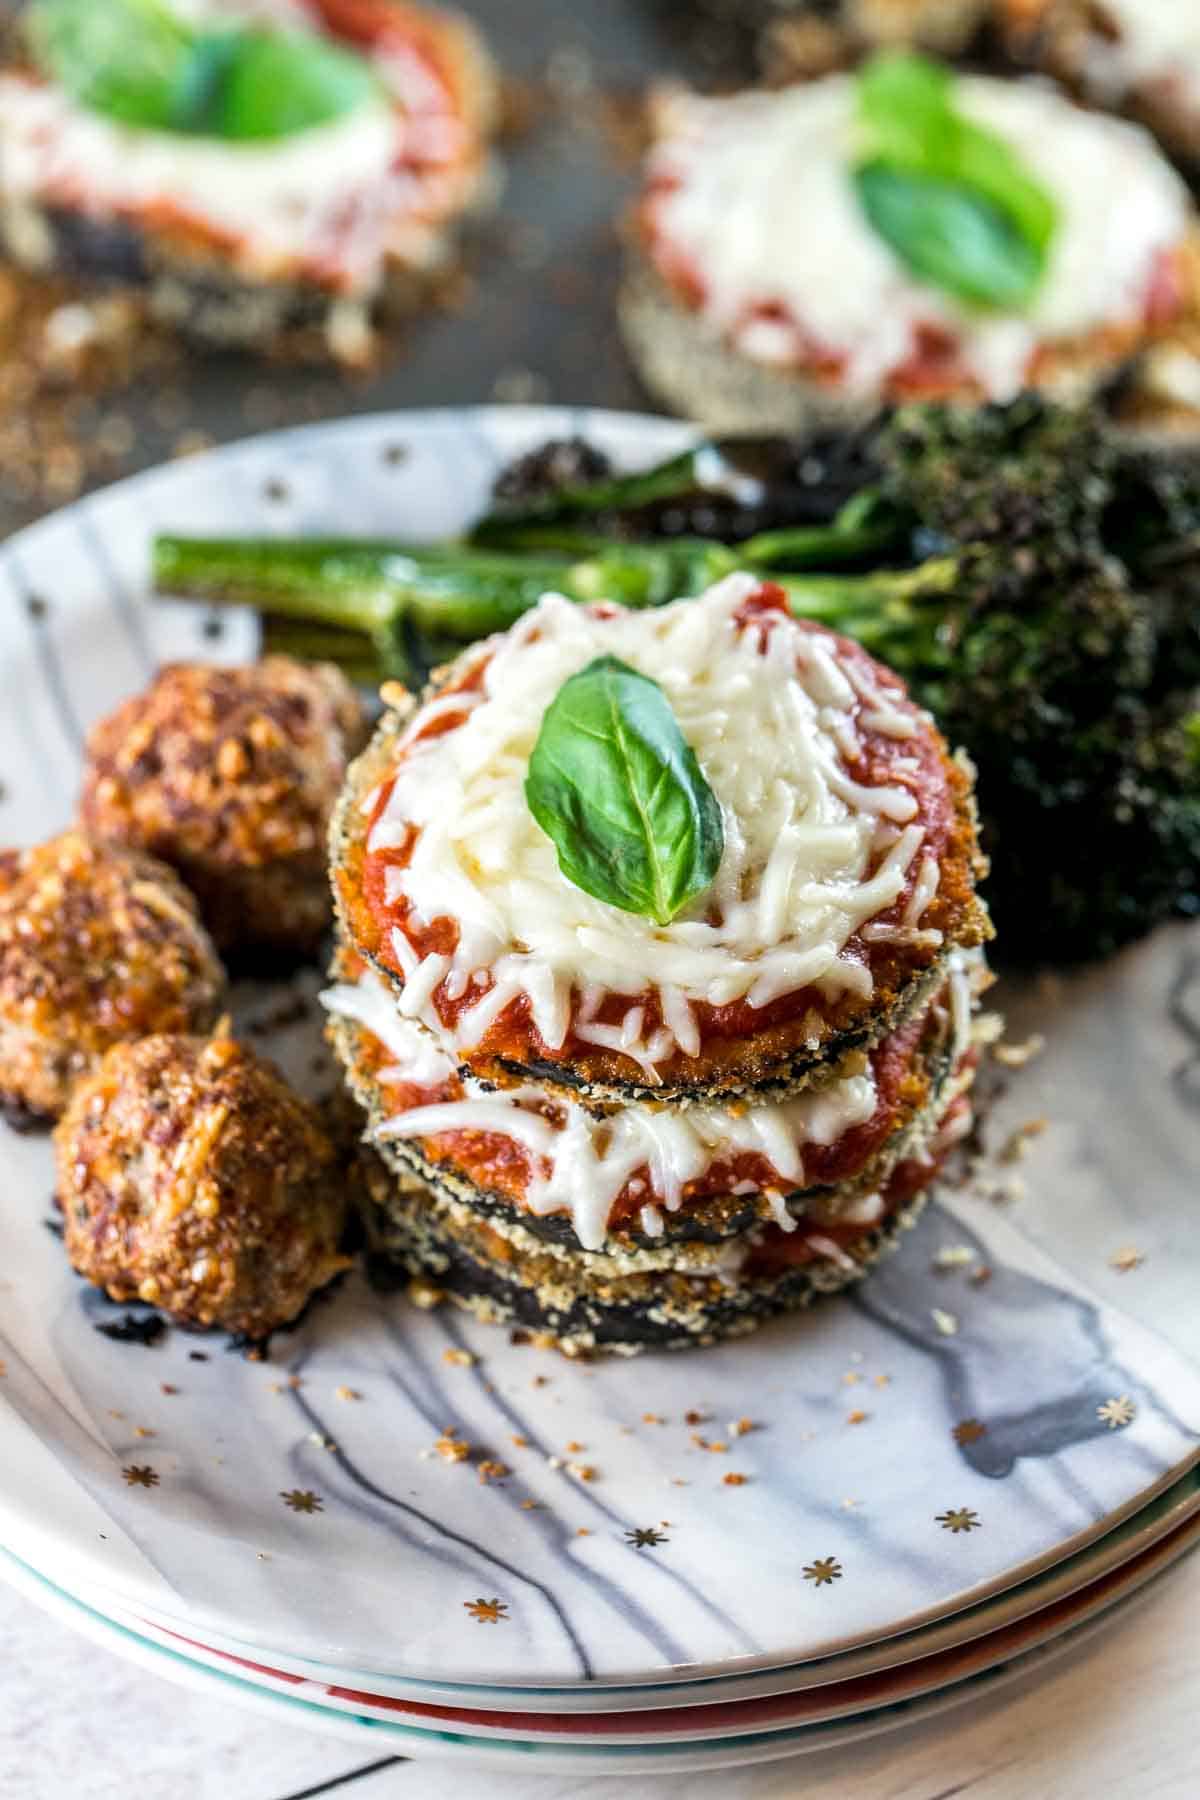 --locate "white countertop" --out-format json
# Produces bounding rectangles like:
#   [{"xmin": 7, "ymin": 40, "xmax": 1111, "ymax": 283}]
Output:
[{"xmin": 1, "ymin": 1549, "xmax": 1195, "ymax": 1800}]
